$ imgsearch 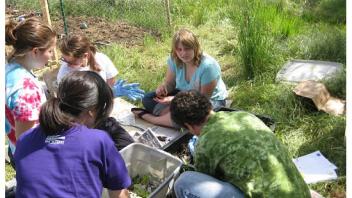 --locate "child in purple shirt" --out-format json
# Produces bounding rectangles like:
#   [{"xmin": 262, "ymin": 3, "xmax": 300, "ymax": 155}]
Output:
[{"xmin": 14, "ymin": 71, "xmax": 131, "ymax": 197}]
